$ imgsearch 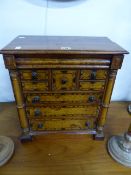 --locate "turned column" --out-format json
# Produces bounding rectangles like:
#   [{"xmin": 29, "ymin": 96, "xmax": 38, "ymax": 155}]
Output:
[
  {"xmin": 95, "ymin": 70, "xmax": 117, "ymax": 139},
  {"xmin": 95, "ymin": 55, "xmax": 124, "ymax": 140},
  {"xmin": 9, "ymin": 70, "xmax": 29, "ymax": 133}
]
